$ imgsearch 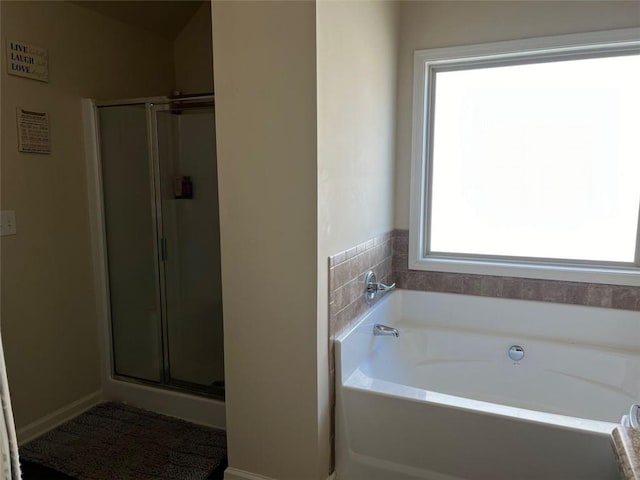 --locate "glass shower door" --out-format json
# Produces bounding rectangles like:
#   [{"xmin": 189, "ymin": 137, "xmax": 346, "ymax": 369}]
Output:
[
  {"xmin": 99, "ymin": 105, "xmax": 163, "ymax": 382},
  {"xmin": 153, "ymin": 101, "xmax": 224, "ymax": 396}
]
